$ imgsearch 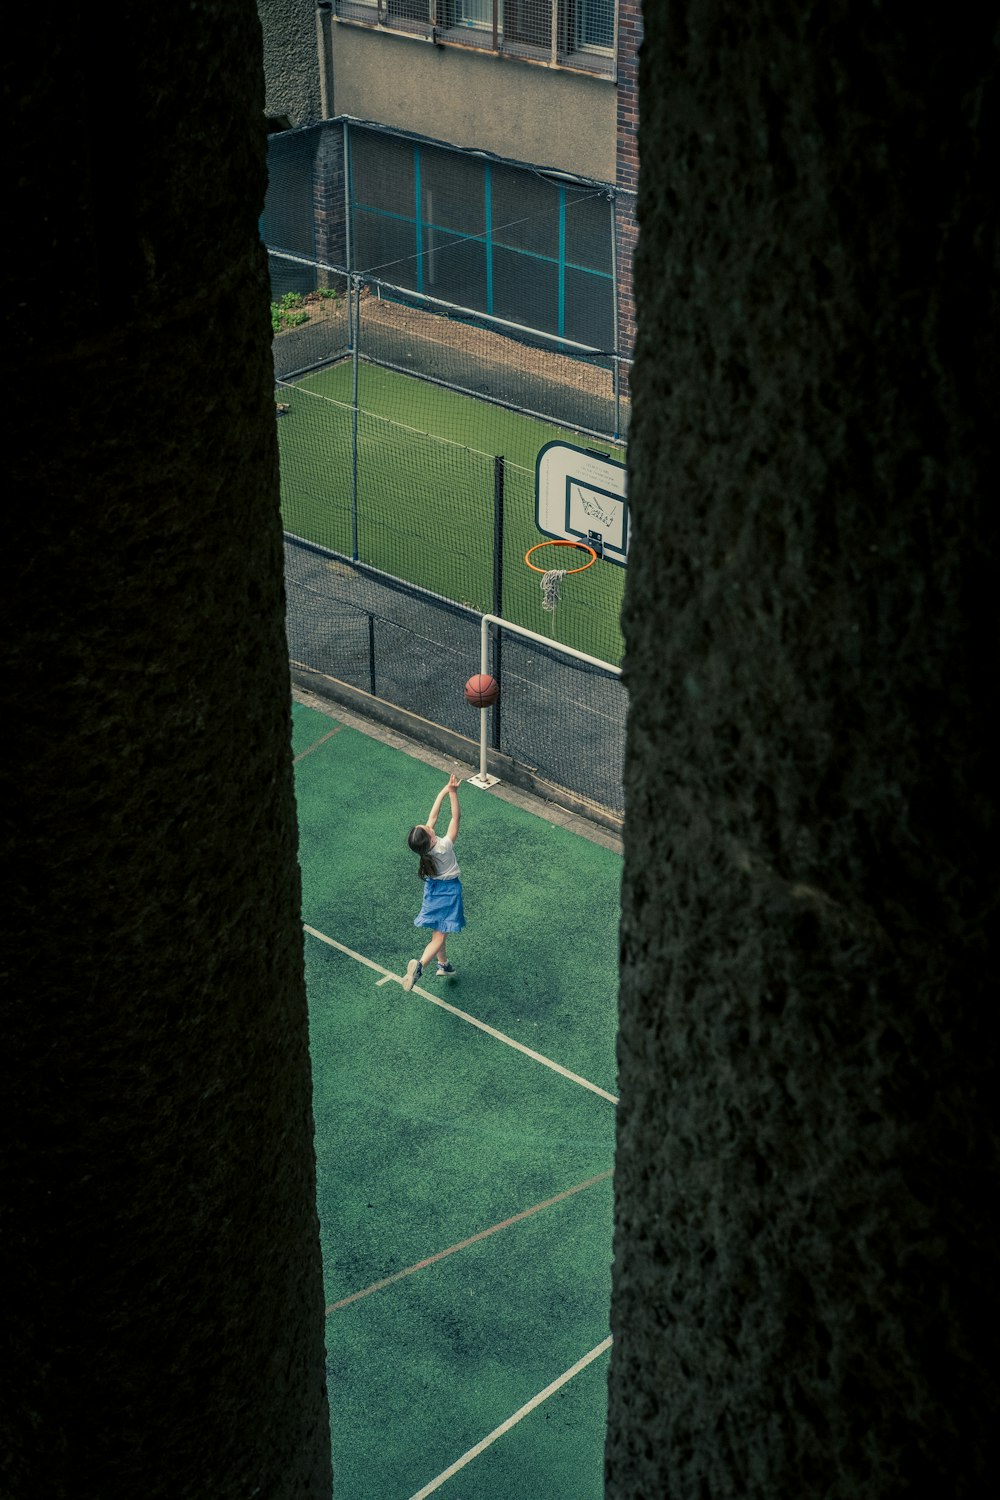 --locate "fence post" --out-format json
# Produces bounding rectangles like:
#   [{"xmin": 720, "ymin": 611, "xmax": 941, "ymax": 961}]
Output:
[
  {"xmin": 492, "ymin": 456, "xmax": 504, "ymax": 751},
  {"xmin": 350, "ymin": 273, "xmax": 360, "ymax": 561},
  {"xmin": 368, "ymin": 612, "xmax": 376, "ymax": 699},
  {"xmin": 611, "ymin": 188, "xmax": 621, "ymax": 442}
]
